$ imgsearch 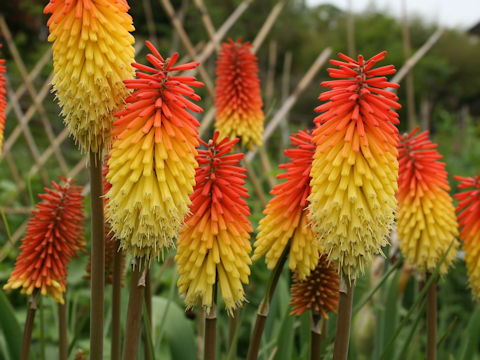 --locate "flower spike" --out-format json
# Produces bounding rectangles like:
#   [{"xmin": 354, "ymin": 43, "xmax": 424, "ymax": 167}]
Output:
[
  {"xmin": 107, "ymin": 42, "xmax": 204, "ymax": 266},
  {"xmin": 4, "ymin": 179, "xmax": 85, "ymax": 304},
  {"xmin": 44, "ymin": 0, "xmax": 135, "ymax": 152},
  {"xmin": 308, "ymin": 51, "xmax": 400, "ymax": 278},
  {"xmin": 214, "ymin": 39, "xmax": 264, "ymax": 149},
  {"xmin": 176, "ymin": 132, "xmax": 252, "ymax": 314},
  {"xmin": 455, "ymin": 172, "xmax": 480, "ymax": 298},
  {"xmin": 253, "ymin": 130, "xmax": 320, "ymax": 279},
  {"xmin": 397, "ymin": 128, "xmax": 459, "ymax": 274}
]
